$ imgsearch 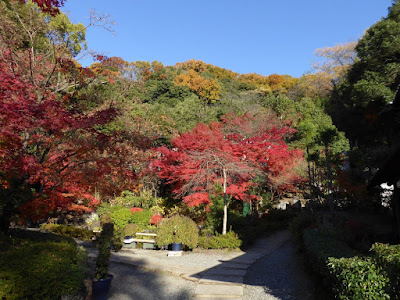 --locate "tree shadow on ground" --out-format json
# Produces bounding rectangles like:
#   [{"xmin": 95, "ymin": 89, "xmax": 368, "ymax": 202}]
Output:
[
  {"xmin": 188, "ymin": 231, "xmax": 317, "ymax": 300},
  {"xmin": 242, "ymin": 240, "xmax": 317, "ymax": 300},
  {"xmin": 108, "ymin": 261, "xmax": 194, "ymax": 300}
]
